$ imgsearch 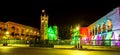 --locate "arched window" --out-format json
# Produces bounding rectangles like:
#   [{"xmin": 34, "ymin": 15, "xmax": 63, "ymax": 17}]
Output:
[
  {"xmin": 21, "ymin": 29, "xmax": 24, "ymax": 34},
  {"xmin": 93, "ymin": 29, "xmax": 94, "ymax": 35},
  {"xmin": 98, "ymin": 25, "xmax": 101, "ymax": 34},
  {"xmin": 107, "ymin": 20, "xmax": 112, "ymax": 32},
  {"xmin": 90, "ymin": 30, "xmax": 92, "ymax": 36},
  {"xmin": 95, "ymin": 27, "xmax": 97, "ymax": 35},
  {"xmin": 11, "ymin": 26, "xmax": 15, "ymax": 30},
  {"xmin": 16, "ymin": 28, "xmax": 19, "ymax": 32},
  {"xmin": 0, "ymin": 27, "xmax": 2, "ymax": 30},
  {"xmin": 102, "ymin": 23, "xmax": 106, "ymax": 33}
]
